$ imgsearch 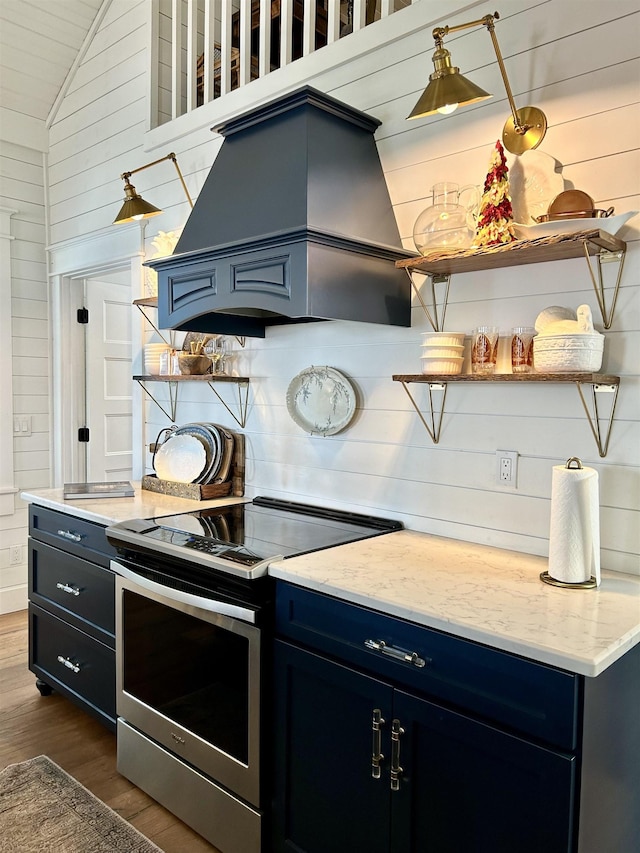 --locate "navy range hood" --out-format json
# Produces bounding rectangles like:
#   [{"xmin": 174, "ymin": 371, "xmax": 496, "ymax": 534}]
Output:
[{"xmin": 147, "ymin": 86, "xmax": 413, "ymax": 338}]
